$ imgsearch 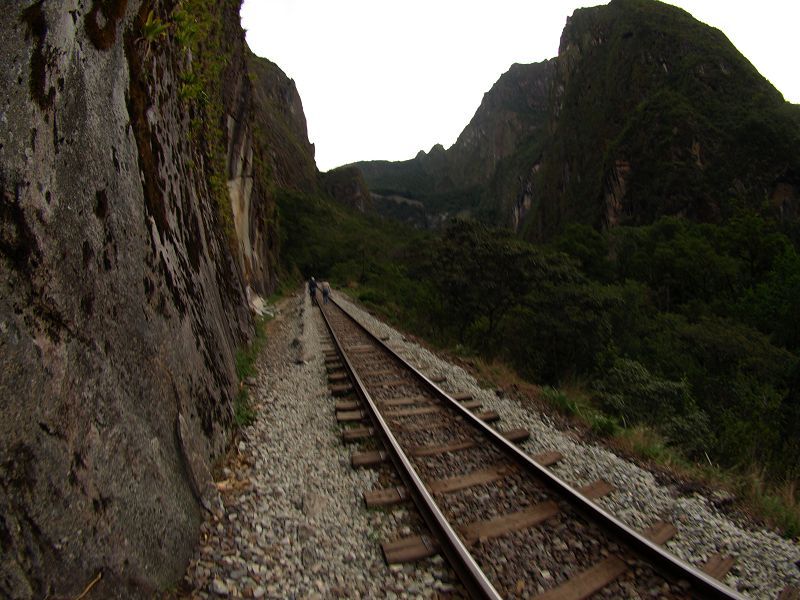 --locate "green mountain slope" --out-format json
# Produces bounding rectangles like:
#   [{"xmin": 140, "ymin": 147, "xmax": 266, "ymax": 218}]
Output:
[{"xmin": 352, "ymin": 0, "xmax": 800, "ymax": 239}]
